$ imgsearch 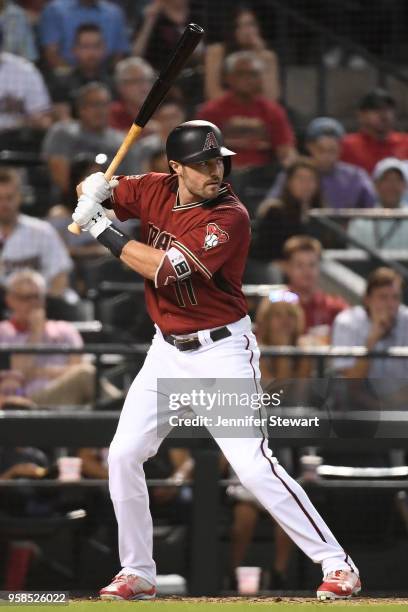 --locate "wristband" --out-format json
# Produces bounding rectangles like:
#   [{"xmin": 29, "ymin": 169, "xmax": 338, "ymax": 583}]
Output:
[{"xmin": 97, "ymin": 224, "xmax": 131, "ymax": 258}]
